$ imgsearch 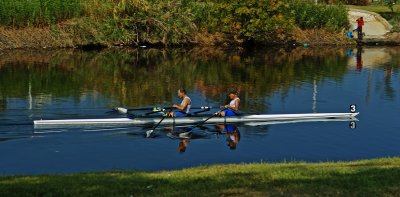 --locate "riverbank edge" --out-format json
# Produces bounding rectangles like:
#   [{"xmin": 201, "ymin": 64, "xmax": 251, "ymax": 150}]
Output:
[
  {"xmin": 0, "ymin": 25, "xmax": 361, "ymax": 51},
  {"xmin": 1, "ymin": 157, "xmax": 399, "ymax": 196},
  {"xmin": 1, "ymin": 26, "xmax": 400, "ymax": 51}
]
